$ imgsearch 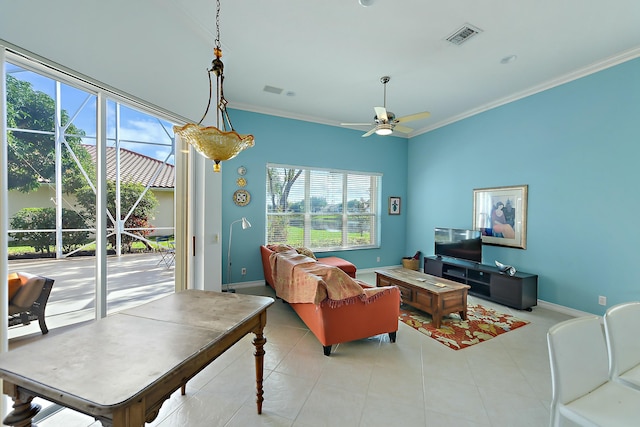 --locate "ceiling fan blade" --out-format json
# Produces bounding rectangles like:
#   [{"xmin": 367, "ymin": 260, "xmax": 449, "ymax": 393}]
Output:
[
  {"xmin": 395, "ymin": 111, "xmax": 431, "ymax": 123},
  {"xmin": 341, "ymin": 122, "xmax": 373, "ymax": 126},
  {"xmin": 361, "ymin": 128, "xmax": 376, "ymax": 137},
  {"xmin": 374, "ymin": 106, "xmax": 388, "ymax": 122},
  {"xmin": 393, "ymin": 124, "xmax": 413, "ymax": 134}
]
